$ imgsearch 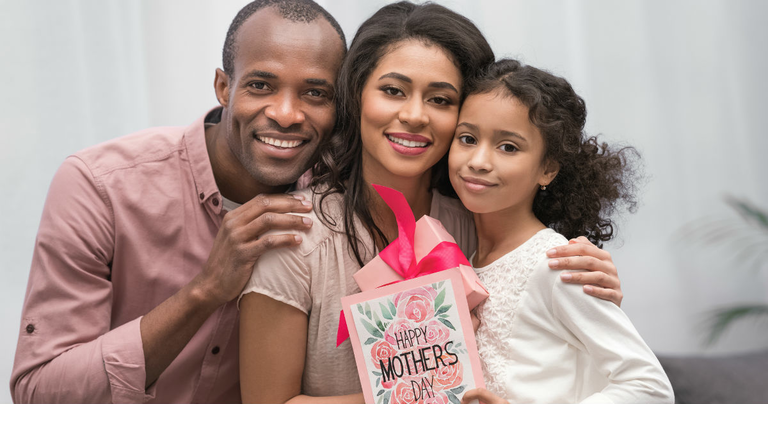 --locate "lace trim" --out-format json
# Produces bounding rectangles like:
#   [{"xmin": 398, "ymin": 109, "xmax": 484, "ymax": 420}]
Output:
[{"xmin": 473, "ymin": 229, "xmax": 565, "ymax": 398}]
